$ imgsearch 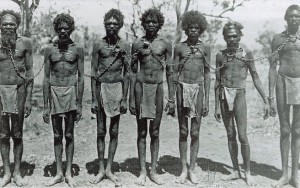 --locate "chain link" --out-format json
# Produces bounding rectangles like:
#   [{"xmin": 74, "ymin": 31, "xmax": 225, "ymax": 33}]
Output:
[{"xmin": 1, "ymin": 45, "xmax": 44, "ymax": 86}]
